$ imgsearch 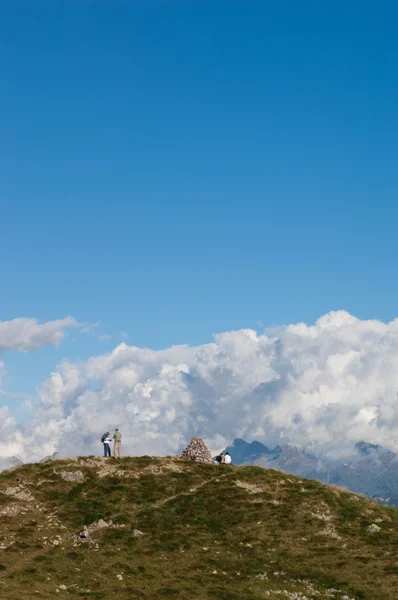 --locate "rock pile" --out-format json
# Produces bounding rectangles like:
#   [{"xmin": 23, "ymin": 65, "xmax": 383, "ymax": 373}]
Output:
[{"xmin": 181, "ymin": 437, "xmax": 213, "ymax": 463}]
